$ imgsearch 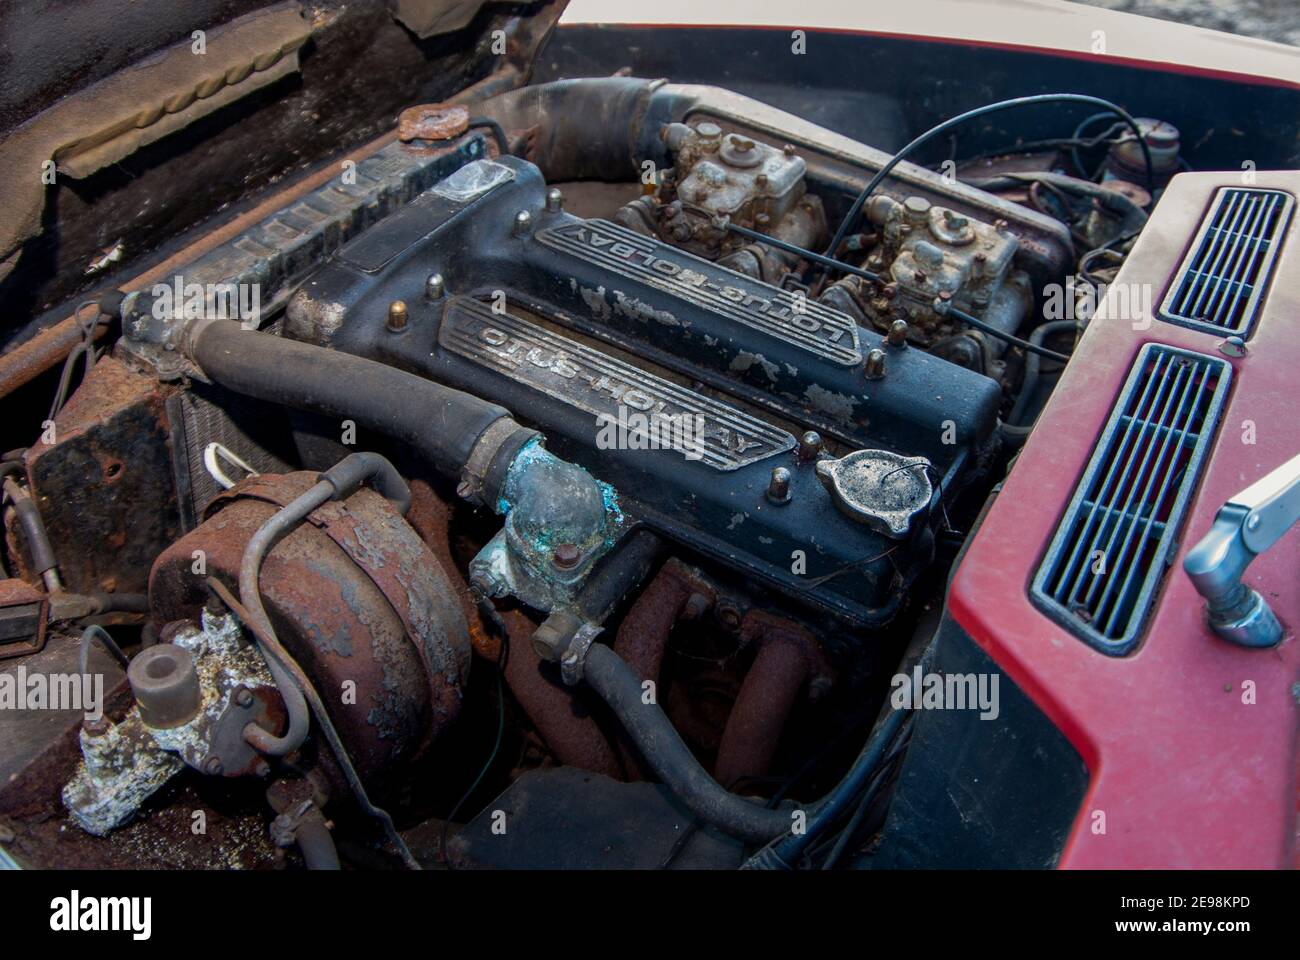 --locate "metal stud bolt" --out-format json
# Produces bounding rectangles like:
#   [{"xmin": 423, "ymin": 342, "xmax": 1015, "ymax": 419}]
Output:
[
  {"xmin": 865, "ymin": 348, "xmax": 887, "ymax": 380},
  {"xmin": 888, "ymin": 319, "xmax": 909, "ymax": 347},
  {"xmin": 386, "ymin": 300, "xmax": 408, "ymax": 332},
  {"xmin": 767, "ymin": 467, "xmax": 793, "ymax": 504},
  {"xmin": 798, "ymin": 431, "xmax": 823, "ymax": 460}
]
